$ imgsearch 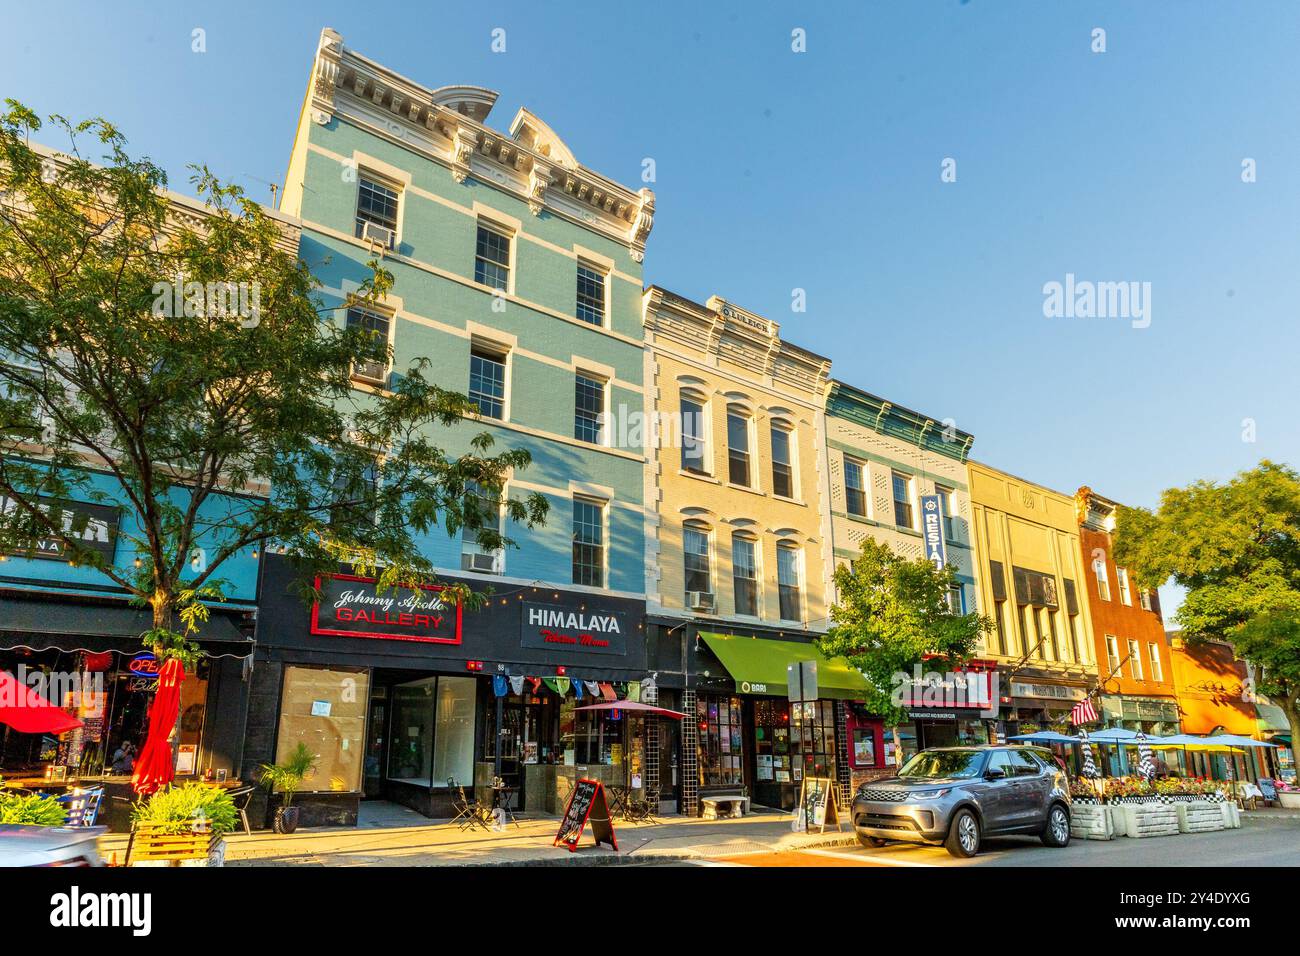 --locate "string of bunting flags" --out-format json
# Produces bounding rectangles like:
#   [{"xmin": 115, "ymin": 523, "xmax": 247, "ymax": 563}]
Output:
[{"xmin": 490, "ymin": 673, "xmax": 652, "ymax": 707}]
